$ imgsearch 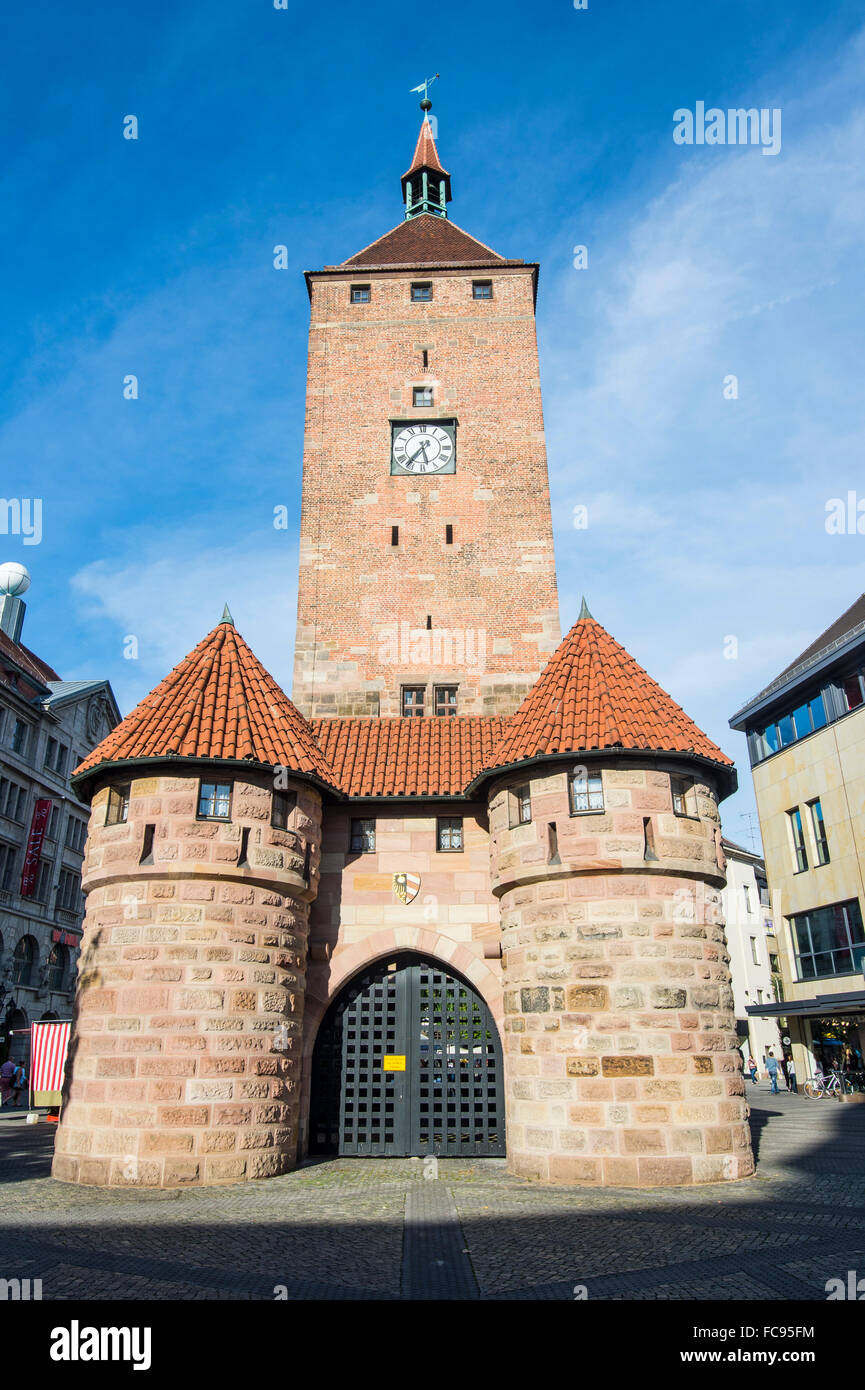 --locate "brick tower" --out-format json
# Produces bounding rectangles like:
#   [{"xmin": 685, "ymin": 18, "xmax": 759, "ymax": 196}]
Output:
[
  {"xmin": 53, "ymin": 614, "xmax": 336, "ymax": 1187},
  {"xmin": 471, "ymin": 604, "xmax": 754, "ymax": 1185},
  {"xmin": 291, "ymin": 112, "xmax": 560, "ymax": 720}
]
